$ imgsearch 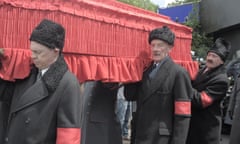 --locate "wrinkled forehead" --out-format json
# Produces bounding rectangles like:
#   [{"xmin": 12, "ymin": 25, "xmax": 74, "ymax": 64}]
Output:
[
  {"xmin": 151, "ymin": 39, "xmax": 166, "ymax": 44},
  {"xmin": 30, "ymin": 41, "xmax": 50, "ymax": 51}
]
